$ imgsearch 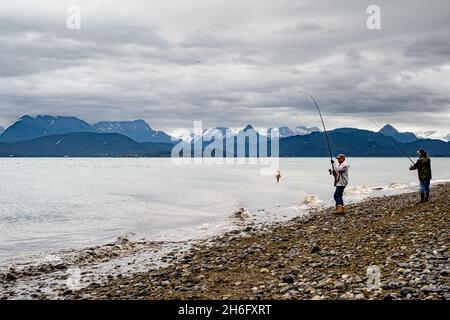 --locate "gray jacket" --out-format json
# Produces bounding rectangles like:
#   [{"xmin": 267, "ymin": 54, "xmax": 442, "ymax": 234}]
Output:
[{"xmin": 334, "ymin": 161, "xmax": 349, "ymax": 187}]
